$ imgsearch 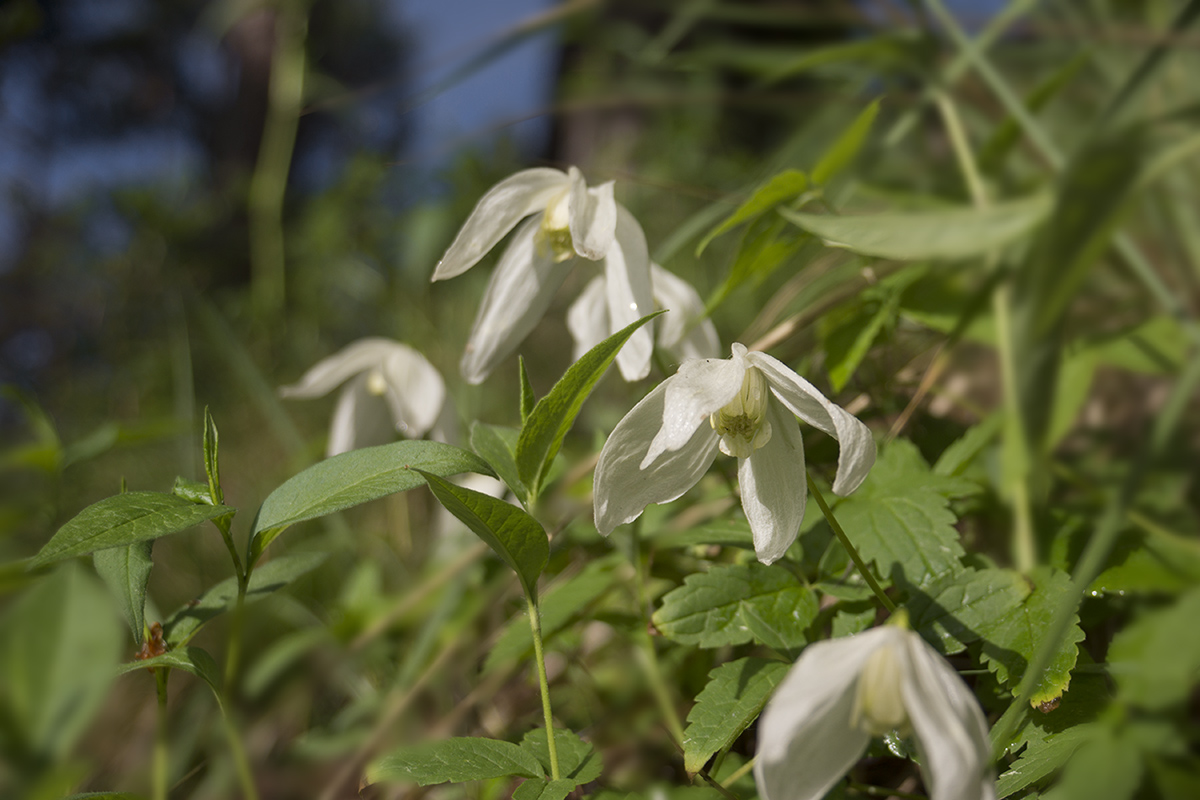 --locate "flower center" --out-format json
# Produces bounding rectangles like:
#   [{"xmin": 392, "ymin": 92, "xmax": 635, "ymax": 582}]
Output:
[
  {"xmin": 366, "ymin": 369, "xmax": 388, "ymax": 396},
  {"xmin": 851, "ymin": 643, "xmax": 910, "ymax": 737},
  {"xmin": 709, "ymin": 367, "xmax": 773, "ymax": 459},
  {"xmin": 535, "ymin": 188, "xmax": 576, "ymax": 263}
]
